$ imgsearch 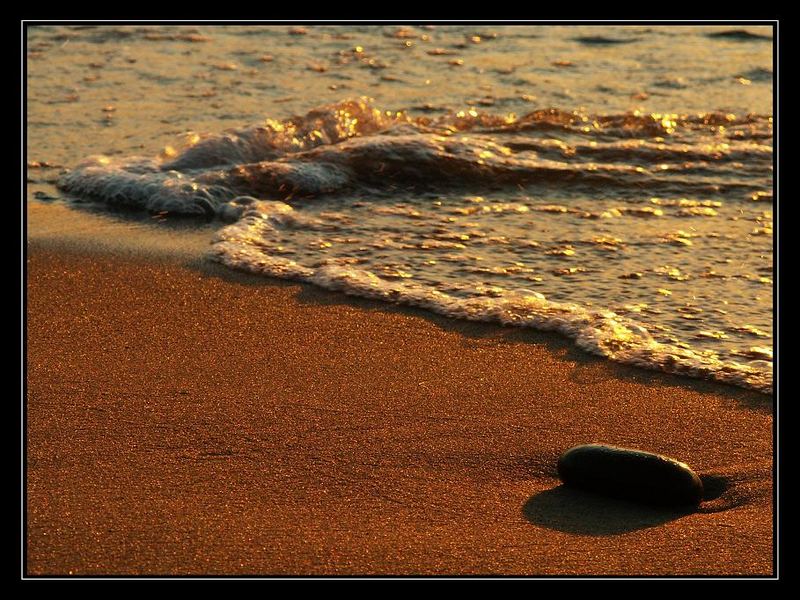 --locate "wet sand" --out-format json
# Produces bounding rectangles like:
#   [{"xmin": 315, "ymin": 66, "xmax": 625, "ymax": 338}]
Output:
[{"xmin": 26, "ymin": 241, "xmax": 773, "ymax": 576}]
